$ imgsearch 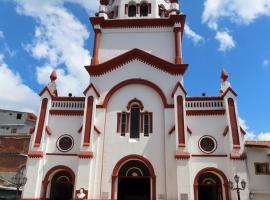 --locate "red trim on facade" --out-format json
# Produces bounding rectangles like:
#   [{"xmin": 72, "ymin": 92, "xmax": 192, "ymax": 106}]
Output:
[
  {"xmin": 177, "ymin": 96, "xmax": 185, "ymax": 146},
  {"xmin": 227, "ymin": 98, "xmax": 240, "ymax": 147},
  {"xmin": 102, "ymin": 79, "xmax": 173, "ymax": 108},
  {"xmin": 111, "ymin": 154, "xmax": 156, "ymax": 200},
  {"xmin": 194, "ymin": 167, "xmax": 229, "ymax": 200},
  {"xmin": 91, "ymin": 29, "xmax": 101, "ymax": 65},
  {"xmin": 175, "ymin": 151, "xmax": 190, "ymax": 160},
  {"xmin": 45, "ymin": 126, "xmax": 52, "ymax": 135},
  {"xmin": 49, "ymin": 110, "xmax": 84, "ymax": 116},
  {"xmin": 192, "ymin": 154, "xmax": 228, "ymax": 157},
  {"xmin": 94, "ymin": 126, "xmax": 101, "ymax": 135},
  {"xmin": 86, "ymin": 48, "xmax": 188, "ymax": 76},
  {"xmin": 90, "ymin": 15, "xmax": 185, "ymax": 29},
  {"xmin": 42, "ymin": 165, "xmax": 75, "ymax": 199},
  {"xmin": 78, "ymin": 125, "xmax": 83, "ymax": 134},
  {"xmin": 83, "ymin": 83, "xmax": 101, "ymax": 97},
  {"xmin": 83, "ymin": 96, "xmax": 94, "ymax": 147},
  {"xmin": 78, "ymin": 151, "xmax": 94, "ymax": 159},
  {"xmin": 221, "ymin": 87, "xmax": 238, "ymax": 98},
  {"xmin": 127, "ymin": 98, "xmax": 144, "ymax": 110},
  {"xmin": 171, "ymin": 81, "xmax": 187, "ymax": 97},
  {"xmin": 174, "ymin": 27, "xmax": 182, "ymax": 64},
  {"xmin": 51, "ymin": 96, "xmax": 85, "ymax": 101},
  {"xmin": 187, "ymin": 126, "xmax": 192, "ymax": 135},
  {"xmin": 34, "ymin": 98, "xmax": 48, "ymax": 147},
  {"xmin": 39, "ymin": 86, "xmax": 54, "ymax": 97},
  {"xmin": 186, "ymin": 96, "xmax": 223, "ymax": 101},
  {"xmin": 117, "ymin": 113, "xmax": 121, "ymax": 133},
  {"xmin": 186, "ymin": 110, "xmax": 226, "ymax": 116},
  {"xmin": 223, "ymin": 126, "xmax": 229, "ymax": 136},
  {"xmin": 168, "ymin": 126, "xmax": 175, "ymax": 135},
  {"xmin": 240, "ymin": 127, "xmax": 246, "ymax": 135},
  {"xmin": 230, "ymin": 153, "xmax": 246, "ymax": 160},
  {"xmin": 28, "ymin": 151, "xmax": 43, "ymax": 158}
]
